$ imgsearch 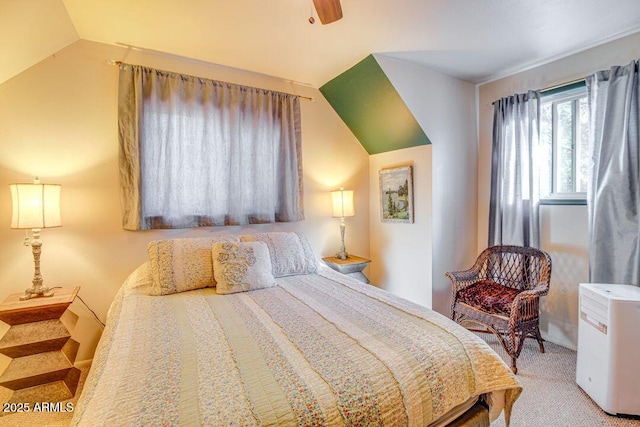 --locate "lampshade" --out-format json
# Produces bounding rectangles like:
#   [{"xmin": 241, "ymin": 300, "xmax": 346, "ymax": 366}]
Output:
[
  {"xmin": 331, "ymin": 188, "xmax": 355, "ymax": 218},
  {"xmin": 10, "ymin": 183, "xmax": 62, "ymax": 229}
]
